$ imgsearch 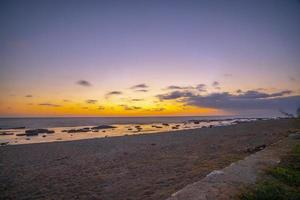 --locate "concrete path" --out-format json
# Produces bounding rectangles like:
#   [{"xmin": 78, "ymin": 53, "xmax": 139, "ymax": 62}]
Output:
[{"xmin": 167, "ymin": 135, "xmax": 300, "ymax": 200}]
